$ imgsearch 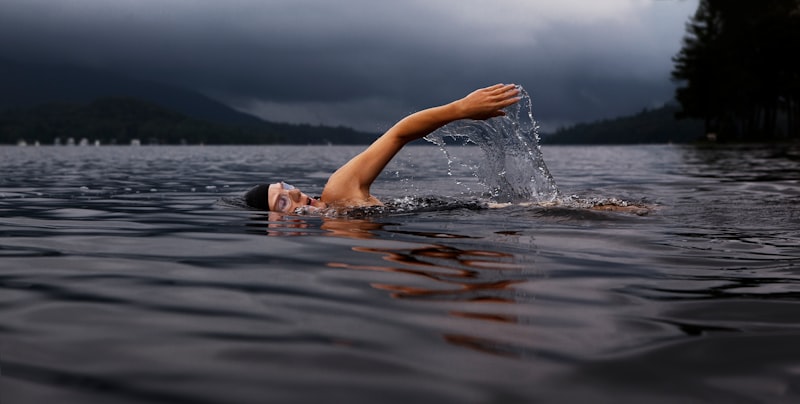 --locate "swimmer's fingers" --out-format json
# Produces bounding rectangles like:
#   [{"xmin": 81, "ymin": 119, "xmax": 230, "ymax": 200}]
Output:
[
  {"xmin": 457, "ymin": 83, "xmax": 521, "ymax": 120},
  {"xmin": 492, "ymin": 99, "xmax": 522, "ymax": 117}
]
